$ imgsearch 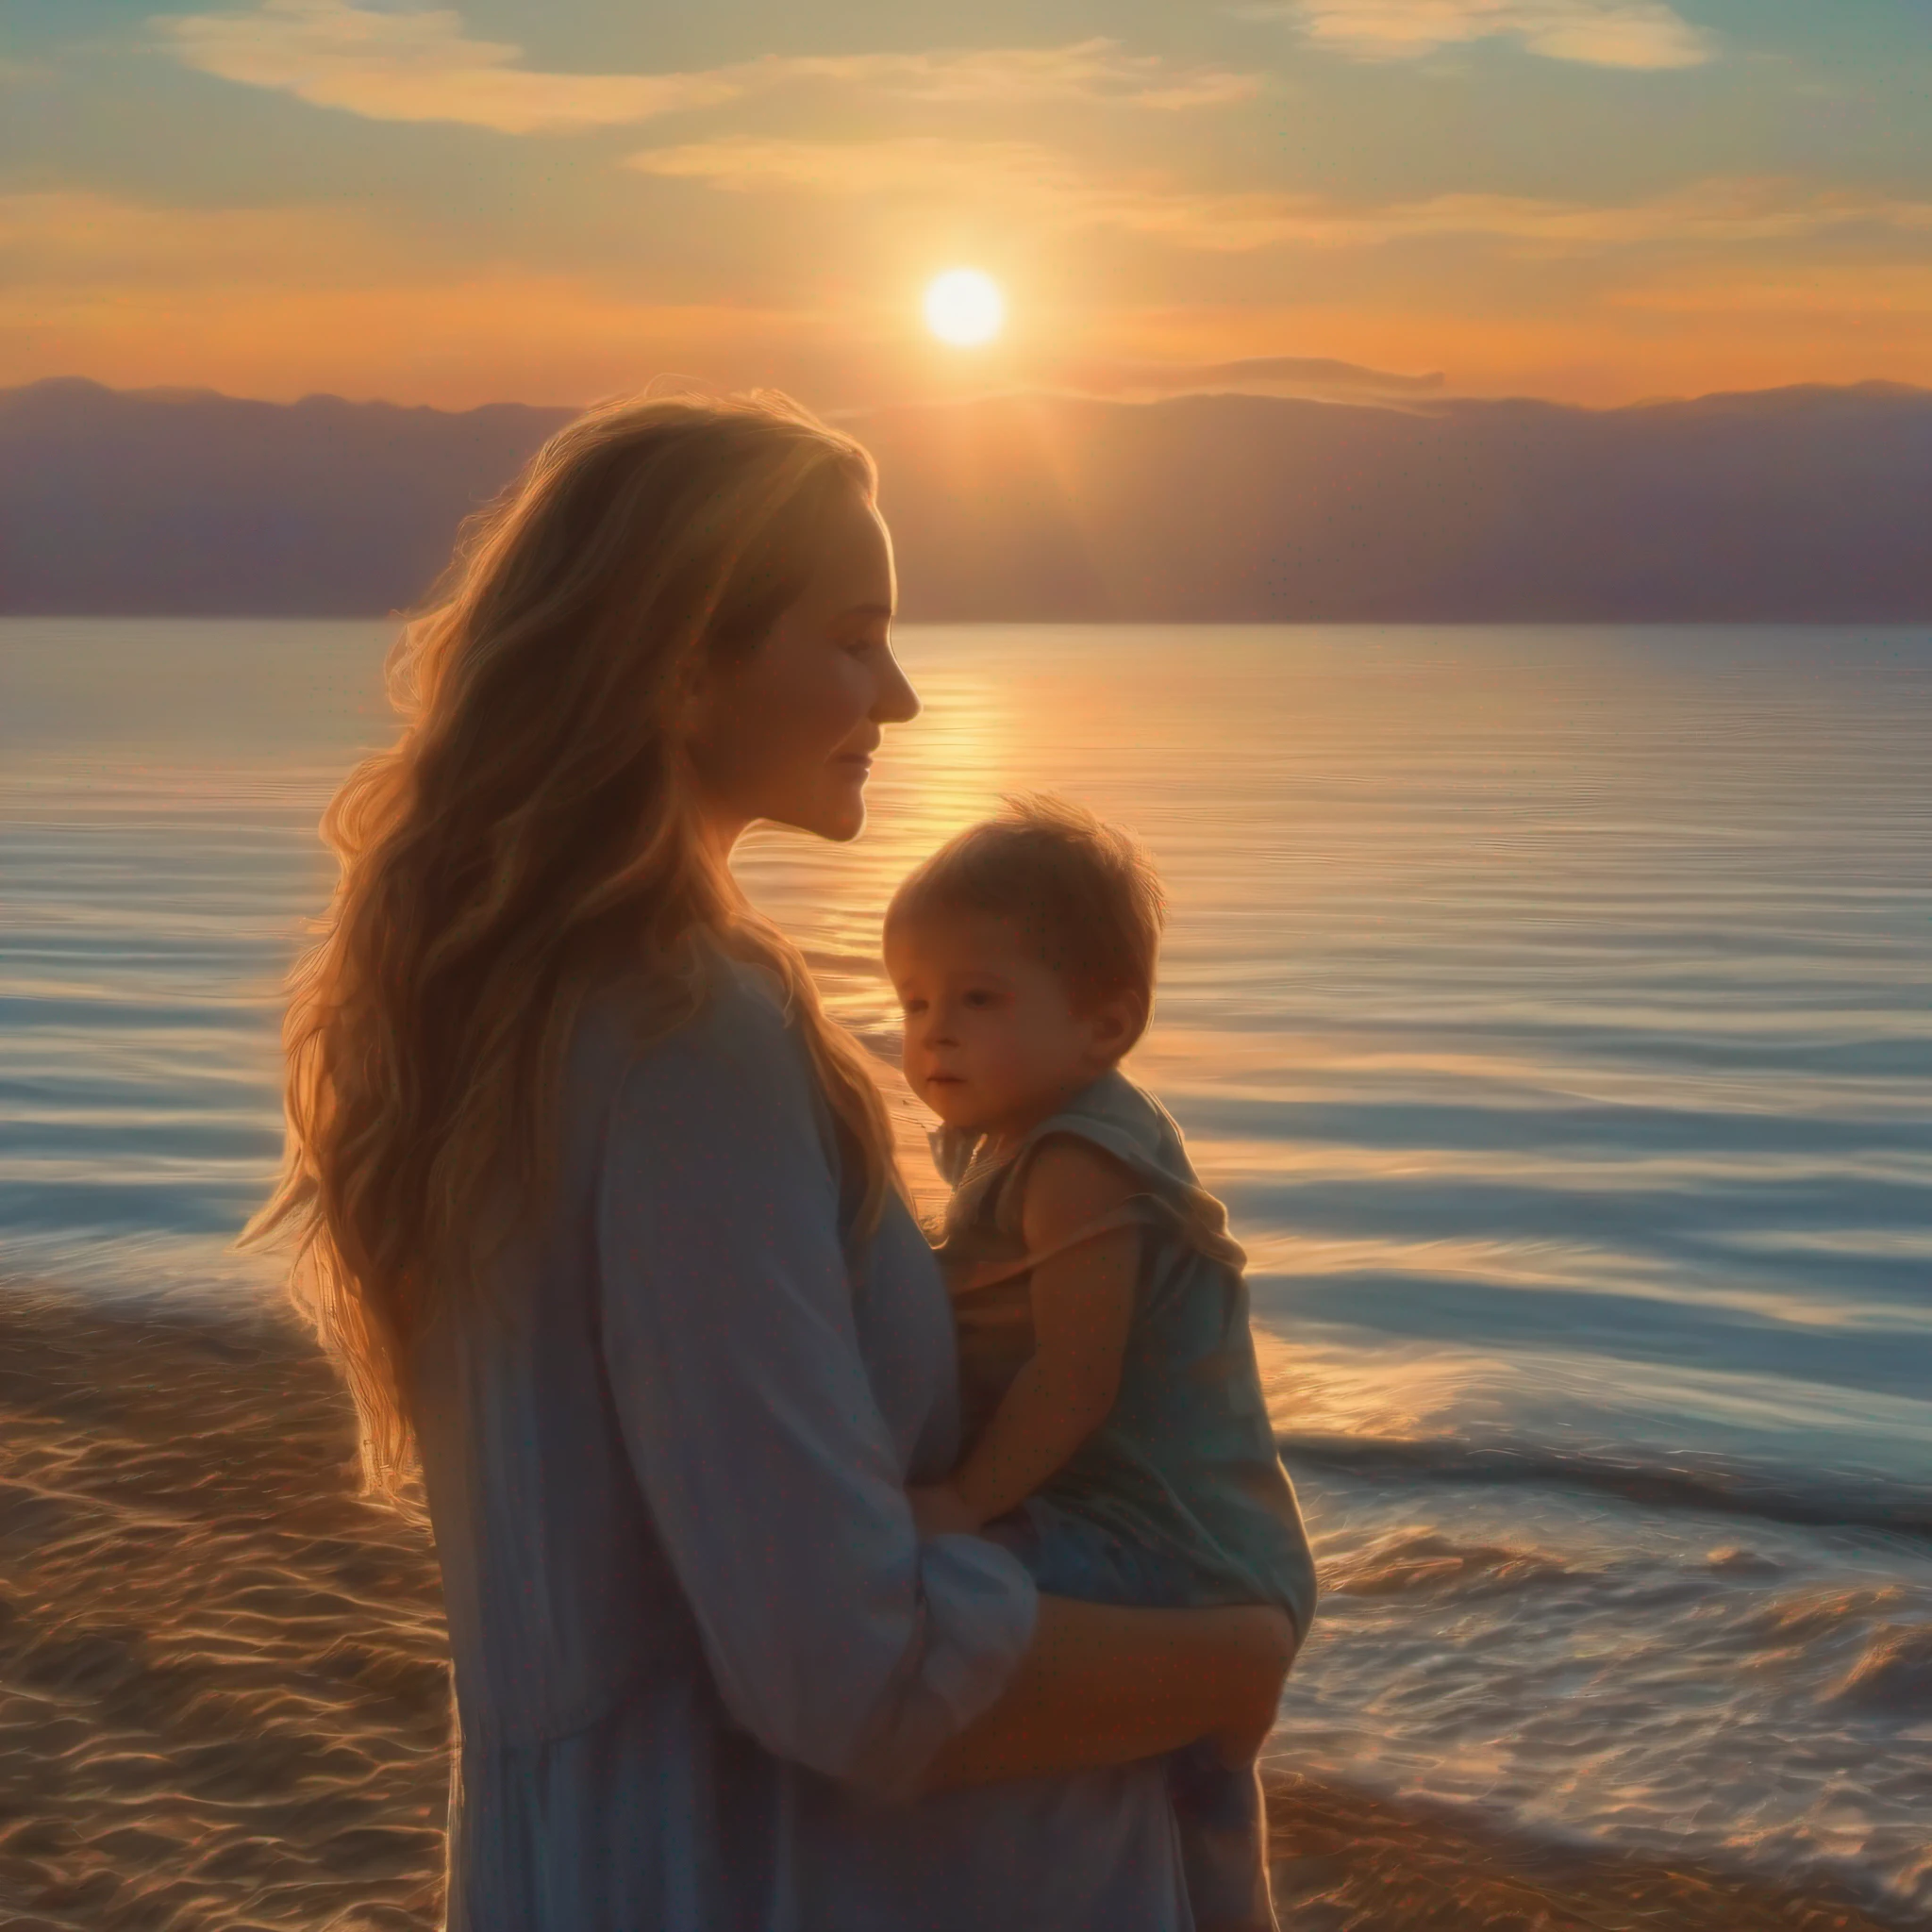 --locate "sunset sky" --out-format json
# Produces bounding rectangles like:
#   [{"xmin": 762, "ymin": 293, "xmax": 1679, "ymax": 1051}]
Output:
[{"xmin": 3, "ymin": 0, "xmax": 1928, "ymax": 409}]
